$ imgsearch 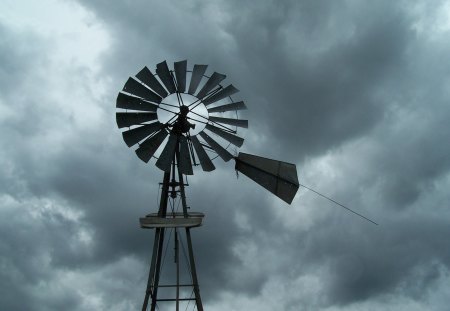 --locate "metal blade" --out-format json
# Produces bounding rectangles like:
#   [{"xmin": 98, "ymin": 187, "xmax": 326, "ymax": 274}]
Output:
[
  {"xmin": 178, "ymin": 136, "xmax": 193, "ymax": 175},
  {"xmin": 116, "ymin": 112, "xmax": 158, "ymax": 128},
  {"xmin": 123, "ymin": 77, "xmax": 162, "ymax": 103},
  {"xmin": 135, "ymin": 130, "xmax": 168, "ymax": 163},
  {"xmin": 174, "ymin": 60, "xmax": 187, "ymax": 93},
  {"xmin": 116, "ymin": 92, "xmax": 158, "ymax": 112},
  {"xmin": 205, "ymin": 124, "xmax": 244, "ymax": 147},
  {"xmin": 135, "ymin": 66, "xmax": 168, "ymax": 98},
  {"xmin": 188, "ymin": 64, "xmax": 207, "ymax": 95},
  {"xmin": 207, "ymin": 101, "xmax": 247, "ymax": 113},
  {"xmin": 202, "ymin": 85, "xmax": 239, "ymax": 106},
  {"xmin": 198, "ymin": 131, "xmax": 233, "ymax": 162},
  {"xmin": 122, "ymin": 122, "xmax": 163, "ymax": 147},
  {"xmin": 155, "ymin": 134, "xmax": 178, "ymax": 172},
  {"xmin": 209, "ymin": 116, "xmax": 248, "ymax": 128},
  {"xmin": 235, "ymin": 152, "xmax": 299, "ymax": 204},
  {"xmin": 196, "ymin": 72, "xmax": 226, "ymax": 99},
  {"xmin": 156, "ymin": 60, "xmax": 176, "ymax": 94},
  {"xmin": 191, "ymin": 136, "xmax": 215, "ymax": 171}
]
